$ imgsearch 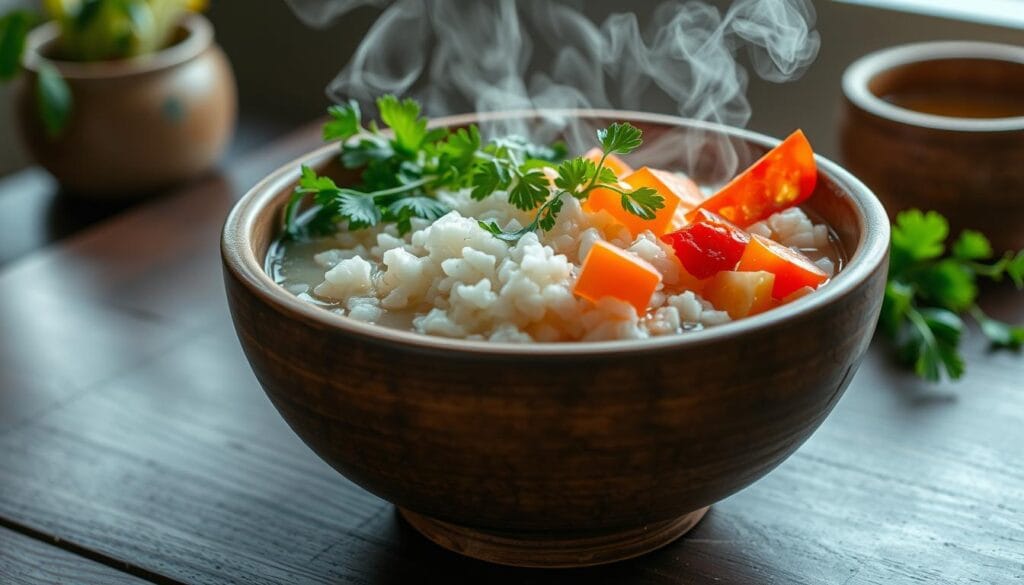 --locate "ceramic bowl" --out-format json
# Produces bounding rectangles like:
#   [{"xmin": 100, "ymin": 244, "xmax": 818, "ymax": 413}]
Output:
[
  {"xmin": 15, "ymin": 14, "xmax": 237, "ymax": 197},
  {"xmin": 840, "ymin": 41, "xmax": 1024, "ymax": 251},
  {"xmin": 222, "ymin": 110, "xmax": 889, "ymax": 568}
]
